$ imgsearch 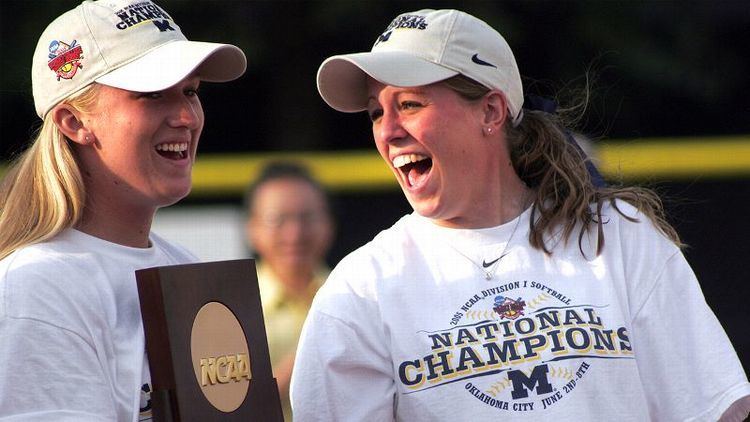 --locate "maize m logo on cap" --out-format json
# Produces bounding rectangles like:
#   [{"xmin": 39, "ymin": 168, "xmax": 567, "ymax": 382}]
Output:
[
  {"xmin": 375, "ymin": 14, "xmax": 428, "ymax": 44},
  {"xmin": 113, "ymin": 1, "xmax": 175, "ymax": 32},
  {"xmin": 47, "ymin": 40, "xmax": 84, "ymax": 81}
]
